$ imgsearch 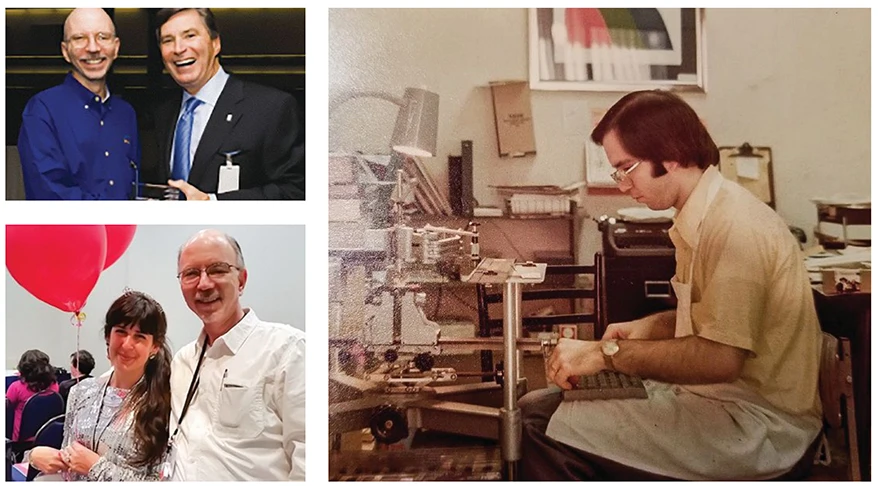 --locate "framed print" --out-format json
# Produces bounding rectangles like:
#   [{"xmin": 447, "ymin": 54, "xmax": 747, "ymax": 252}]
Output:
[{"xmin": 529, "ymin": 8, "xmax": 706, "ymax": 92}]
